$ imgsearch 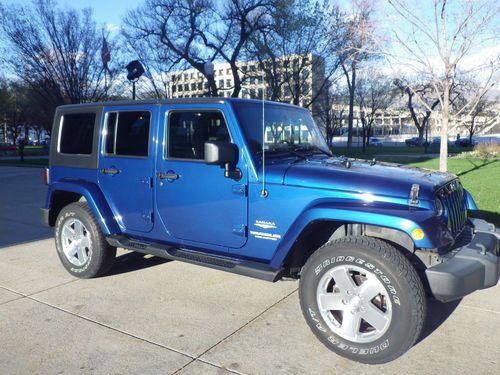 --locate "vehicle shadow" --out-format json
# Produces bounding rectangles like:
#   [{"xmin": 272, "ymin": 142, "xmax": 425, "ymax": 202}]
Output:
[
  {"xmin": 470, "ymin": 210, "xmax": 500, "ymax": 227},
  {"xmin": 106, "ymin": 251, "xmax": 171, "ymax": 277},
  {"xmin": 416, "ymin": 298, "xmax": 461, "ymax": 344},
  {"xmin": 0, "ymin": 228, "xmax": 53, "ymax": 249},
  {"xmin": 457, "ymin": 159, "xmax": 497, "ymax": 177}
]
